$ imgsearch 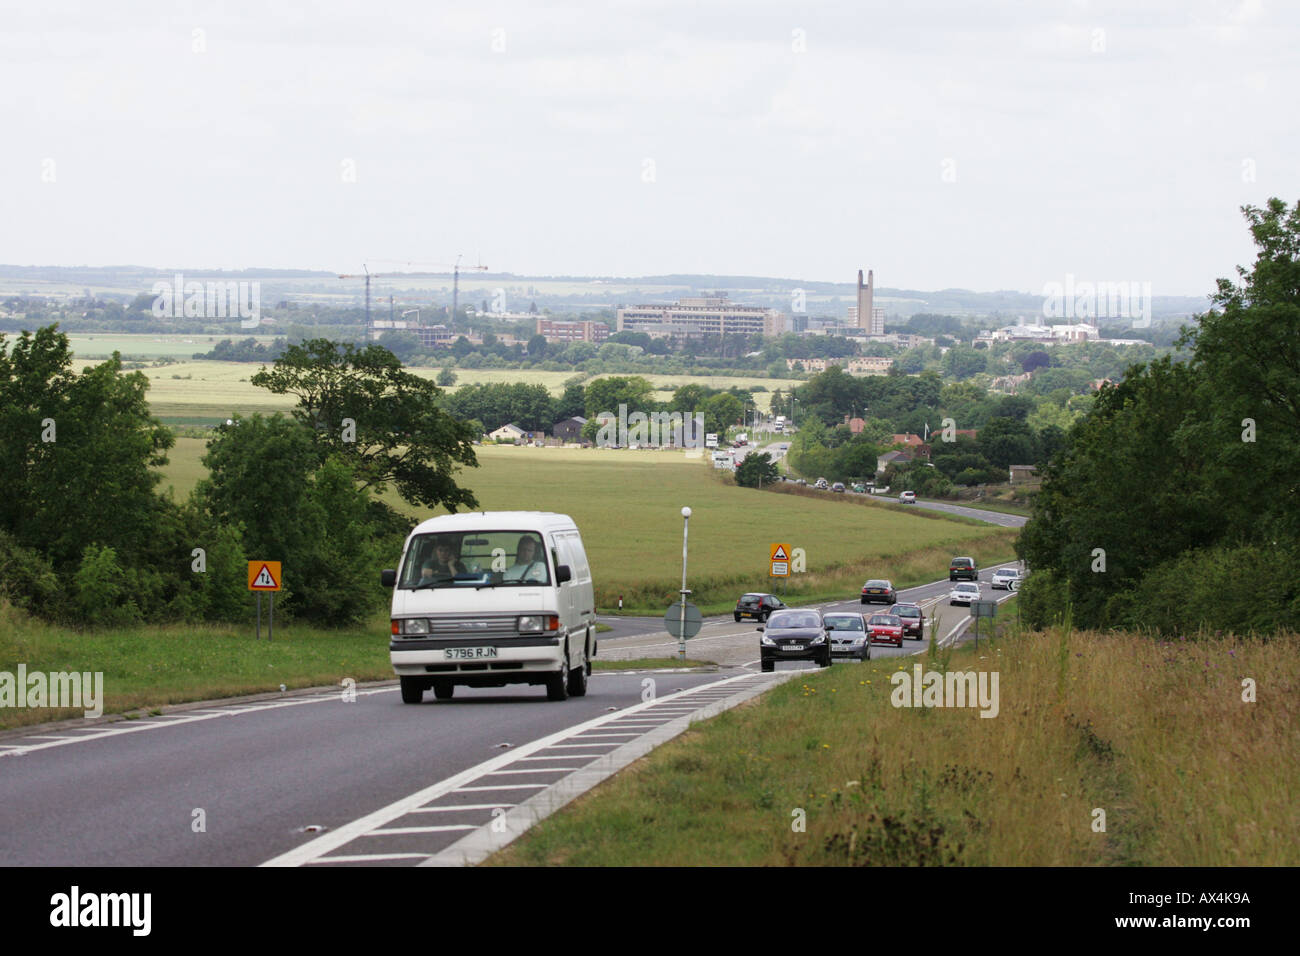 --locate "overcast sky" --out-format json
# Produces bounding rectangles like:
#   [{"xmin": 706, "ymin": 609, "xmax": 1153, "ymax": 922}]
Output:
[{"xmin": 2, "ymin": 0, "xmax": 1295, "ymax": 295}]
